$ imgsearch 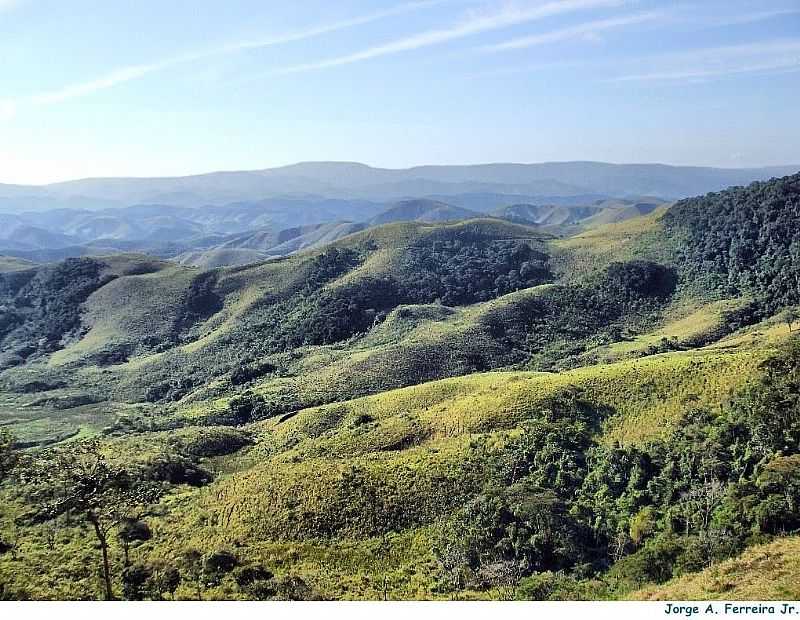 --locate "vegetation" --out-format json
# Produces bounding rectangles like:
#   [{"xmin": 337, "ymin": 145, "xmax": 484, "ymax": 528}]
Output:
[
  {"xmin": 0, "ymin": 175, "xmax": 799, "ymax": 600},
  {"xmin": 0, "ymin": 258, "xmax": 115, "ymax": 366},
  {"xmin": 16, "ymin": 440, "xmax": 163, "ymax": 599},
  {"xmin": 664, "ymin": 172, "xmax": 800, "ymax": 314}
]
